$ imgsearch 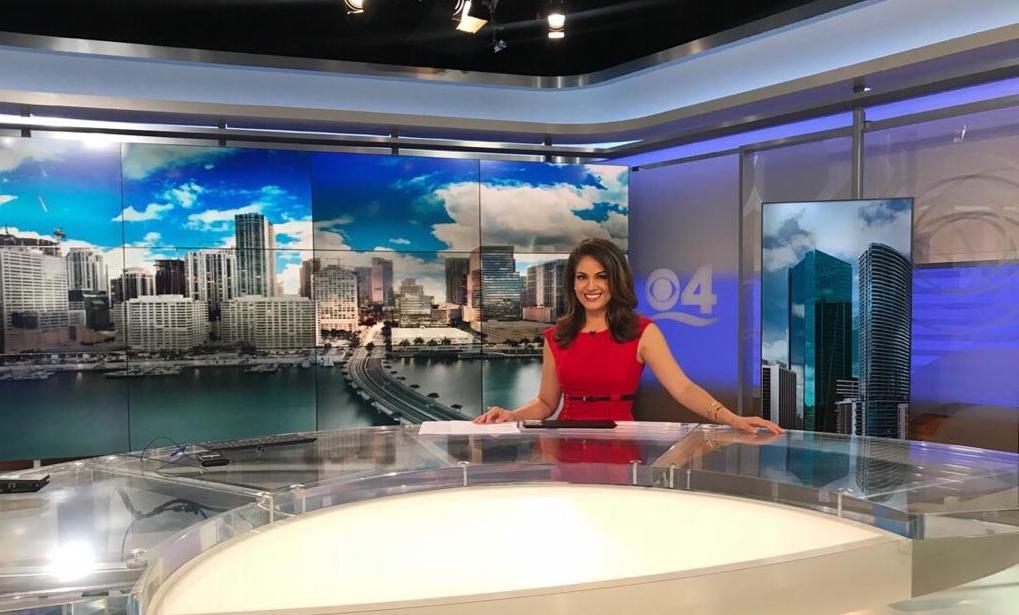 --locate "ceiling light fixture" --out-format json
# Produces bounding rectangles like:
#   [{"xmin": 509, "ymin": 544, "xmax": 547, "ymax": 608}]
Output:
[
  {"xmin": 456, "ymin": 0, "xmax": 491, "ymax": 34},
  {"xmin": 344, "ymin": 0, "xmax": 365, "ymax": 15},
  {"xmin": 852, "ymin": 81, "xmax": 872, "ymax": 94},
  {"xmin": 547, "ymin": 1, "xmax": 566, "ymax": 40}
]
